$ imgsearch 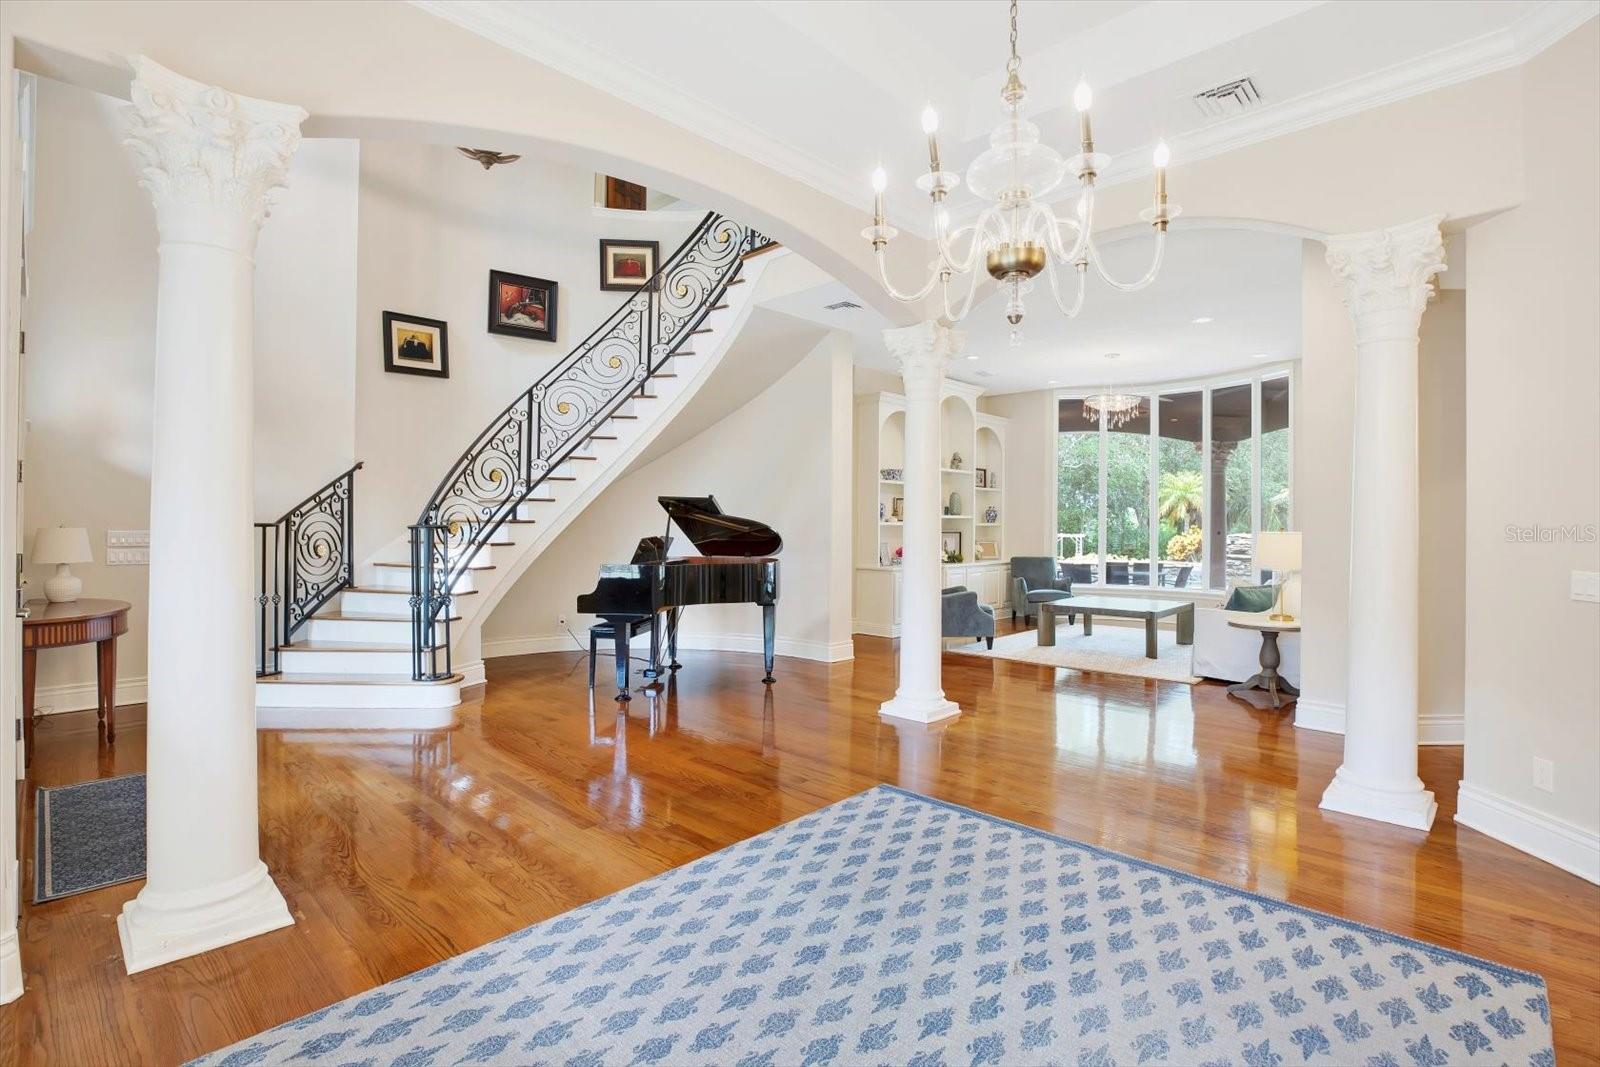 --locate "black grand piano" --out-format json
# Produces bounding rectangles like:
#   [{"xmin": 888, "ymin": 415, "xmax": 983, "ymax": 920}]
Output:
[{"xmin": 576, "ymin": 496, "xmax": 781, "ymax": 701}]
